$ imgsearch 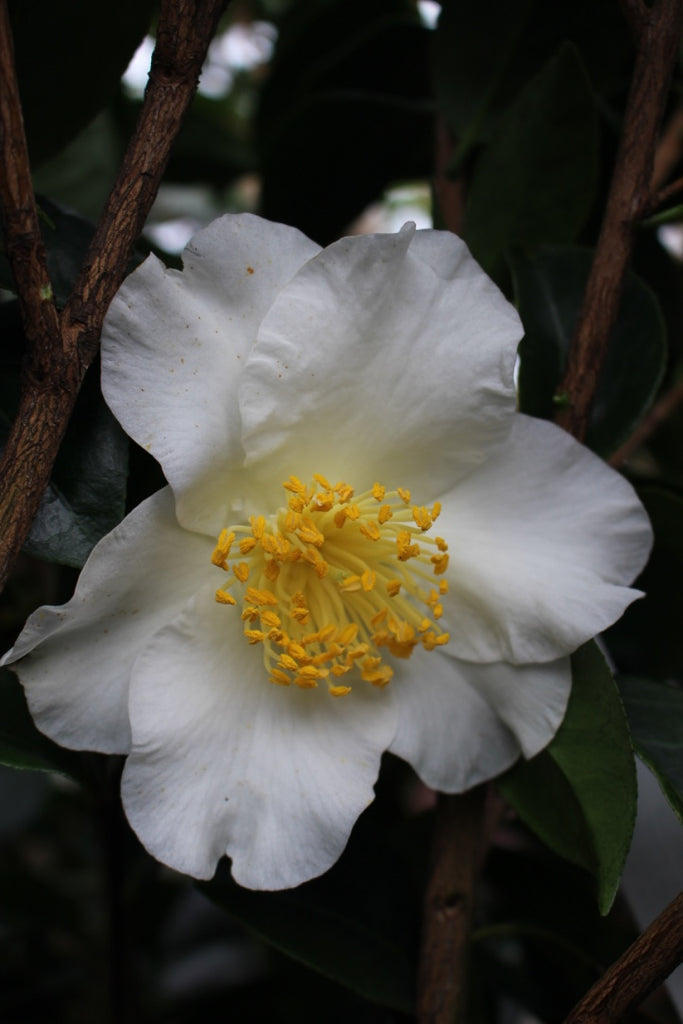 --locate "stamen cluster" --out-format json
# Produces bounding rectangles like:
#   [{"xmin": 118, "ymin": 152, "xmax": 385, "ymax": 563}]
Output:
[{"xmin": 211, "ymin": 474, "xmax": 450, "ymax": 696}]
